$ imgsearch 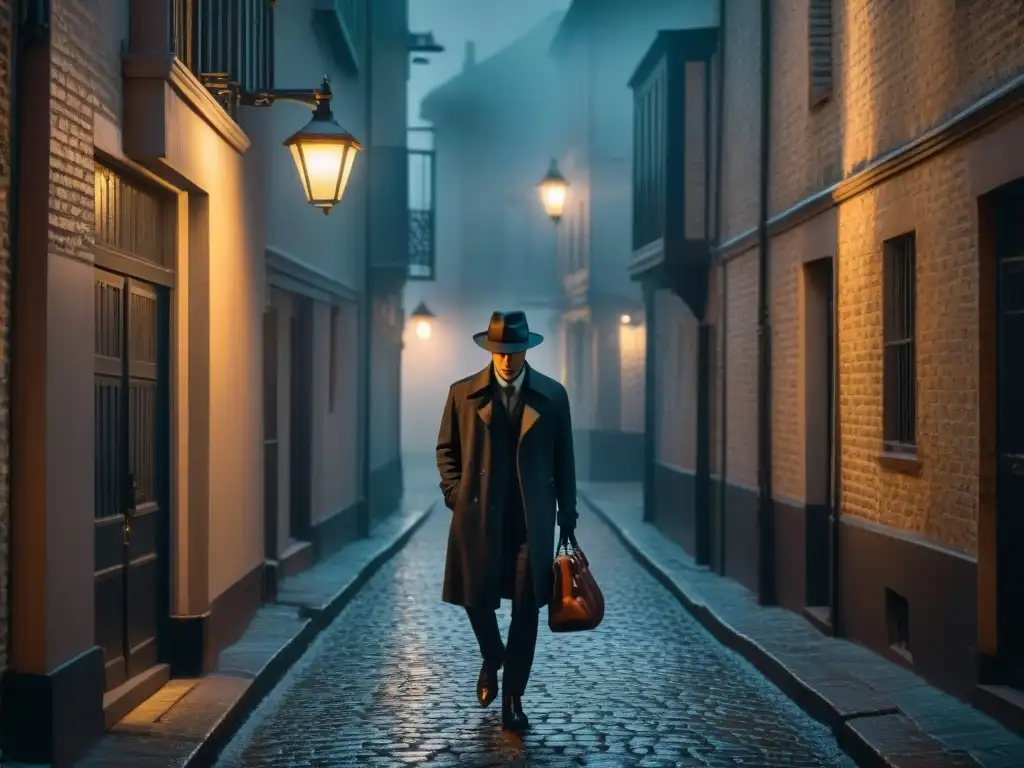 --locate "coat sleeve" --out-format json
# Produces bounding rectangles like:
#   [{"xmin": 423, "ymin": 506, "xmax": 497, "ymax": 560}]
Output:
[
  {"xmin": 554, "ymin": 388, "xmax": 578, "ymax": 528},
  {"xmin": 436, "ymin": 384, "xmax": 462, "ymax": 510}
]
